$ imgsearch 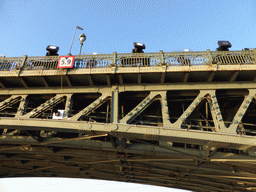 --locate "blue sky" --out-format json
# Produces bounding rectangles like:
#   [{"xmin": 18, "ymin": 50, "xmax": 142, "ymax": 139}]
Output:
[
  {"xmin": 0, "ymin": 0, "xmax": 256, "ymax": 191},
  {"xmin": 1, "ymin": 0, "xmax": 256, "ymax": 58}
]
